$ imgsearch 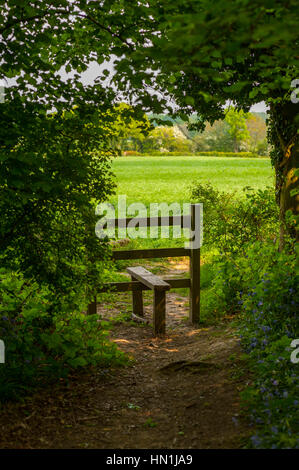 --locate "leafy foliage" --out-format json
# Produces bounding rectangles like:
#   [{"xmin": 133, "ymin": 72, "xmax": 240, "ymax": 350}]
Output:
[
  {"xmin": 0, "ymin": 1, "xmax": 141, "ymax": 399},
  {"xmin": 111, "ymin": 0, "xmax": 299, "ymax": 235},
  {"xmin": 0, "ymin": 103, "xmax": 118, "ymax": 291},
  {"xmin": 190, "ymin": 182, "xmax": 279, "ymax": 254},
  {"xmin": 0, "ymin": 268, "xmax": 127, "ymax": 402},
  {"xmin": 238, "ymin": 246, "xmax": 299, "ymax": 449},
  {"xmin": 224, "ymin": 108, "xmax": 250, "ymax": 153},
  {"xmin": 121, "ymin": 110, "xmax": 268, "ymax": 155}
]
